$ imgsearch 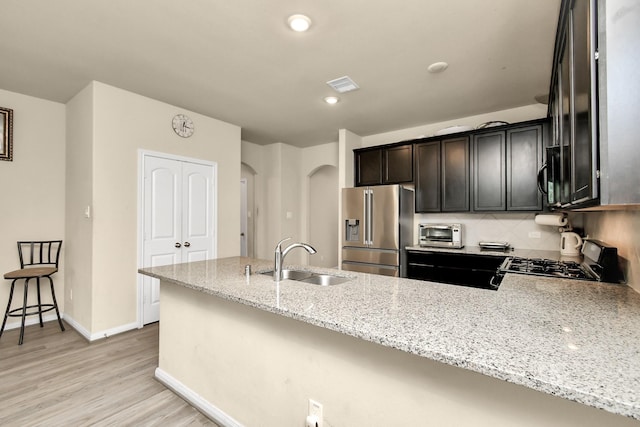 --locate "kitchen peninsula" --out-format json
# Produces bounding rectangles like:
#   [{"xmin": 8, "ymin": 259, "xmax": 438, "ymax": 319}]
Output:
[{"xmin": 139, "ymin": 257, "xmax": 640, "ymax": 427}]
